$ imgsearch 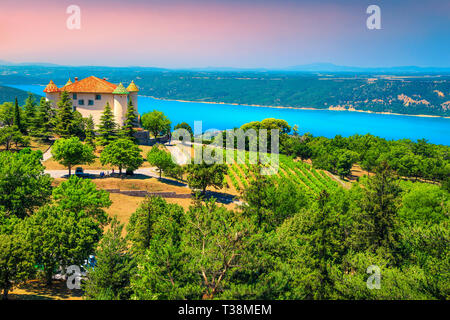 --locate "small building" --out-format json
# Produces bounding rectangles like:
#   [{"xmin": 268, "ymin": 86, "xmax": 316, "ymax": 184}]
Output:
[{"xmin": 43, "ymin": 76, "xmax": 139, "ymax": 127}]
